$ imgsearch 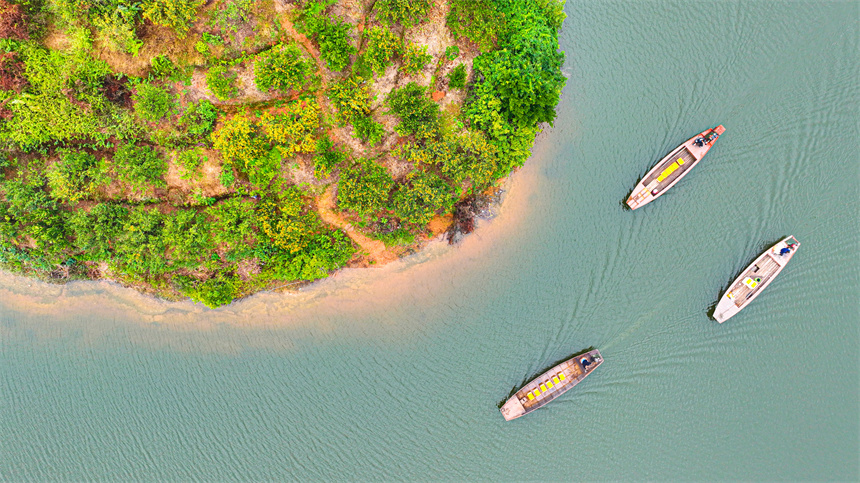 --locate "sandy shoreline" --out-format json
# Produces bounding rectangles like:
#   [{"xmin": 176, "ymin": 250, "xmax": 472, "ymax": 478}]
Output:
[{"xmin": 0, "ymin": 137, "xmax": 550, "ymax": 330}]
